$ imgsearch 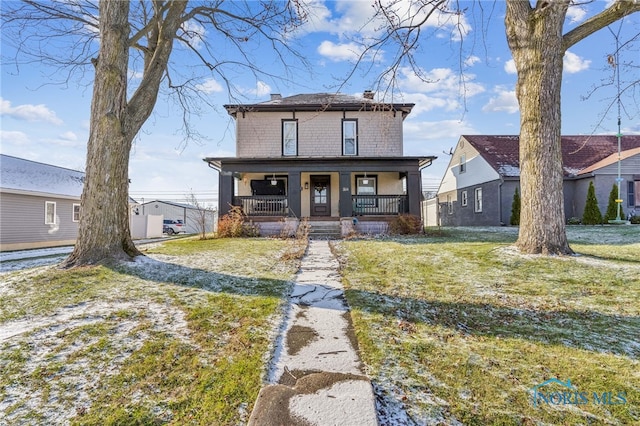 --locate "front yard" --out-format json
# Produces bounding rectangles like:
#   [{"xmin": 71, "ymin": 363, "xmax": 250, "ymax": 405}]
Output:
[
  {"xmin": 1, "ymin": 226, "xmax": 638, "ymax": 425},
  {"xmin": 334, "ymin": 226, "xmax": 640, "ymax": 425},
  {"xmin": 0, "ymin": 238, "xmax": 303, "ymax": 425}
]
